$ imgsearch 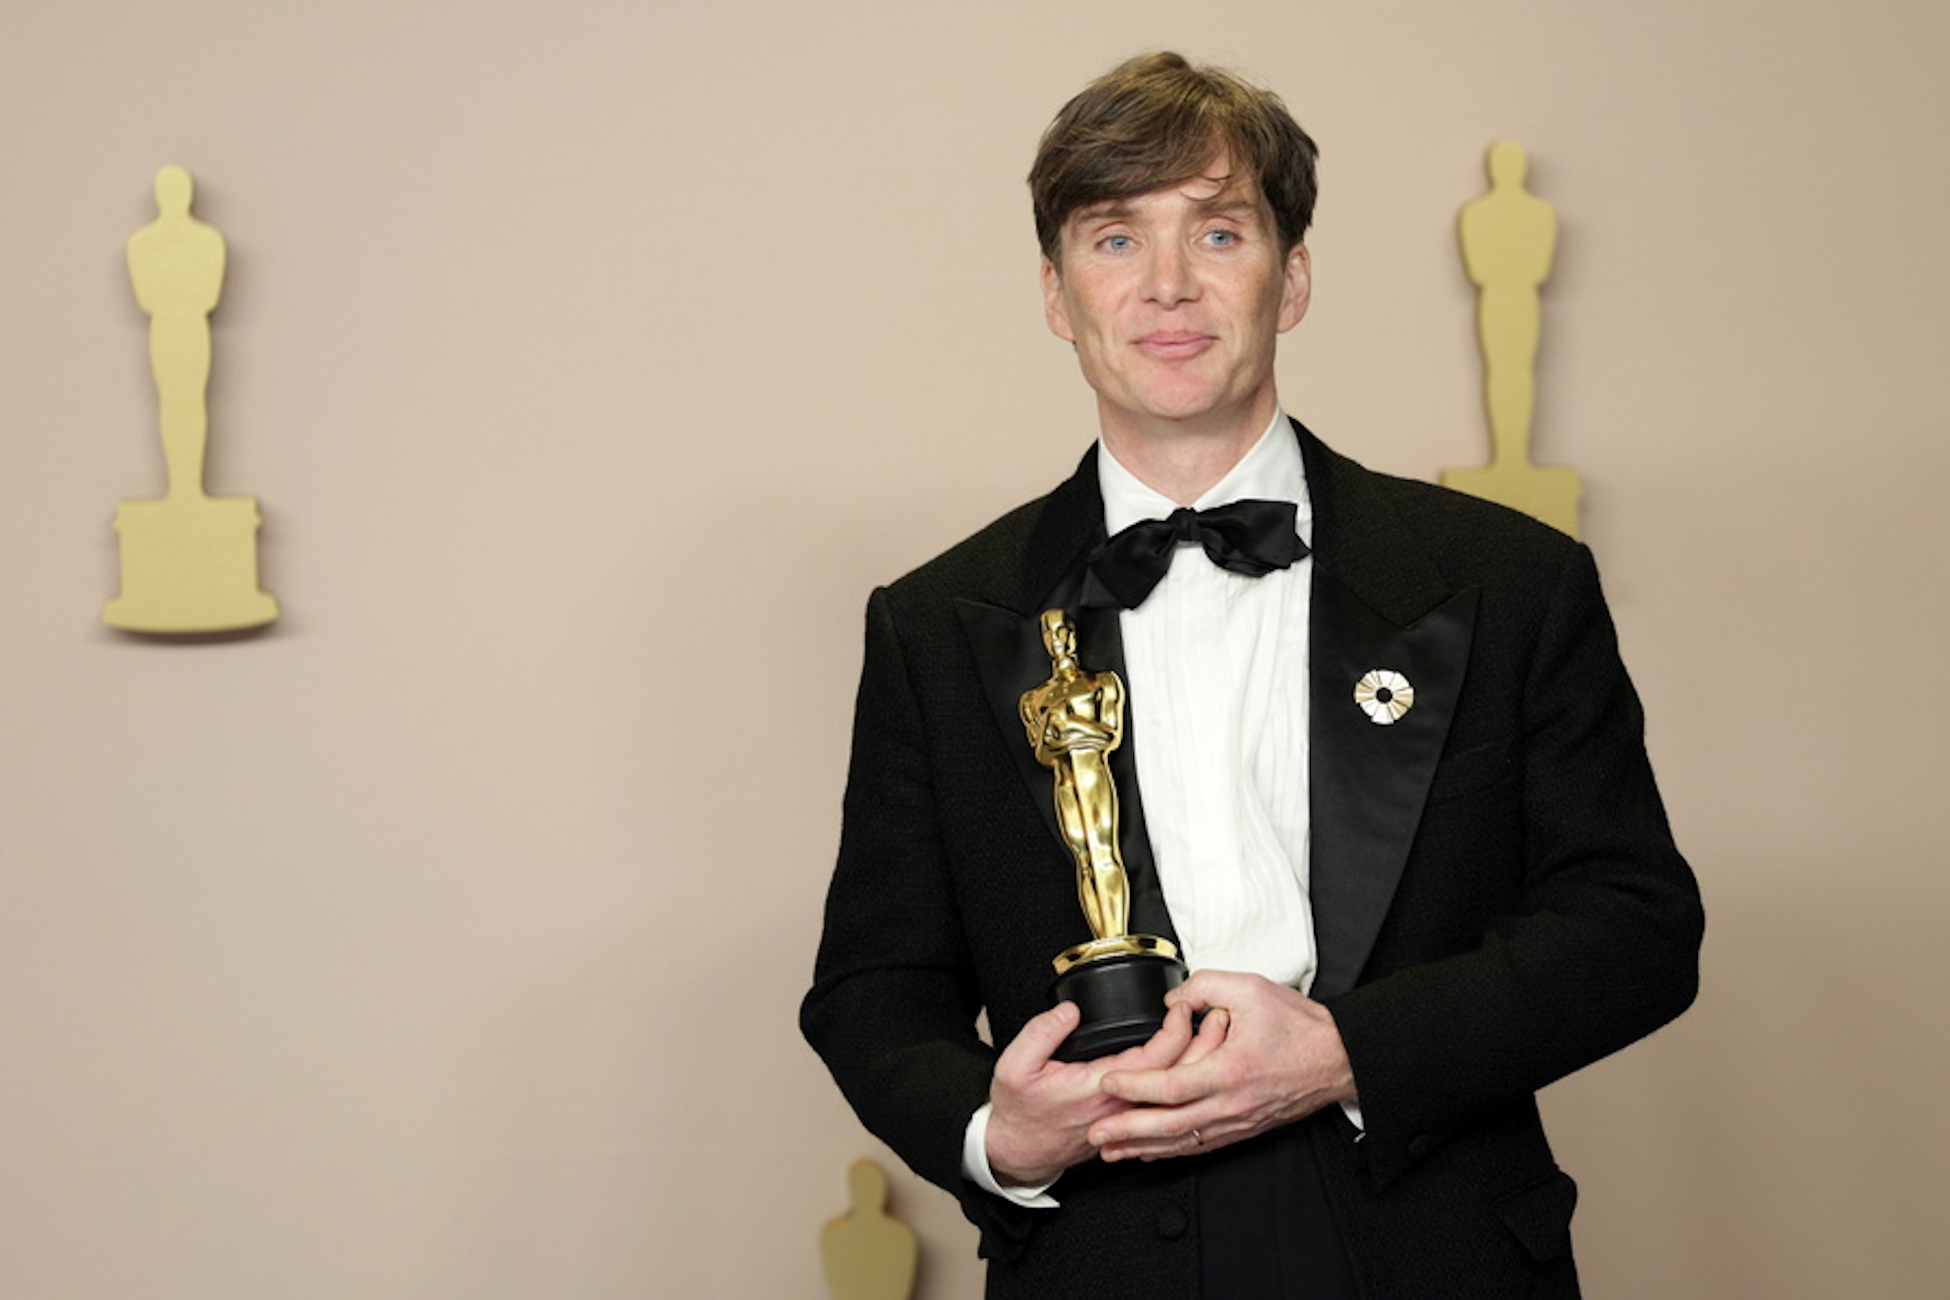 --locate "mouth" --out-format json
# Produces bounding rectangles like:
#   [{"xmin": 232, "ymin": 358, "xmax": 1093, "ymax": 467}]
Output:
[{"xmin": 1133, "ymin": 331, "xmax": 1216, "ymax": 360}]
